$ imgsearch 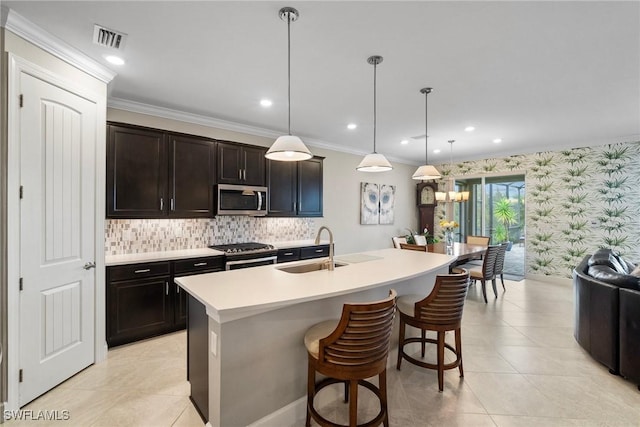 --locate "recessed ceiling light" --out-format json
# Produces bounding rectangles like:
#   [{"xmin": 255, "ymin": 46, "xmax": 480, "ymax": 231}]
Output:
[
  {"xmin": 433, "ymin": 149, "xmax": 441, "ymax": 154},
  {"xmin": 493, "ymin": 138, "xmax": 502, "ymax": 143},
  {"xmin": 104, "ymin": 55, "xmax": 125, "ymax": 66},
  {"xmin": 464, "ymin": 126, "xmax": 475, "ymax": 132},
  {"xmin": 347, "ymin": 123, "xmax": 357, "ymax": 130},
  {"xmin": 260, "ymin": 99, "xmax": 273, "ymax": 107},
  {"xmin": 400, "ymin": 139, "xmax": 409, "ymax": 145}
]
